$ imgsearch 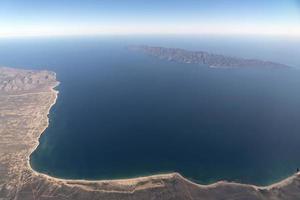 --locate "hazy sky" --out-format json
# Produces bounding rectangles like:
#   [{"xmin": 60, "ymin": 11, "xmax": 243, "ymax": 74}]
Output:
[{"xmin": 1, "ymin": 0, "xmax": 300, "ymax": 37}]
